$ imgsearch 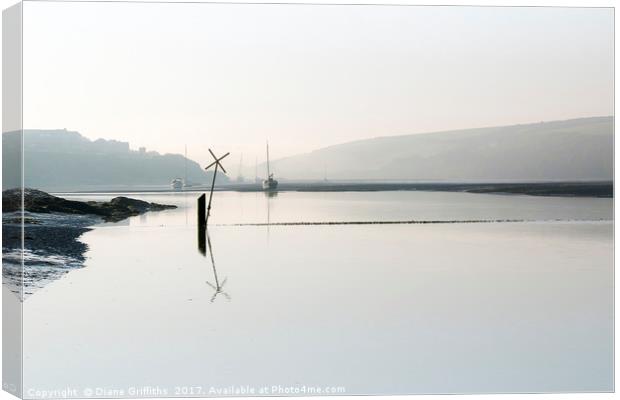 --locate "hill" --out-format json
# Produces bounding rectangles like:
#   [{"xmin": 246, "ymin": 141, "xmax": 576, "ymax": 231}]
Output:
[
  {"xmin": 2, "ymin": 129, "xmax": 228, "ymax": 191},
  {"xmin": 269, "ymin": 116, "xmax": 613, "ymax": 181}
]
